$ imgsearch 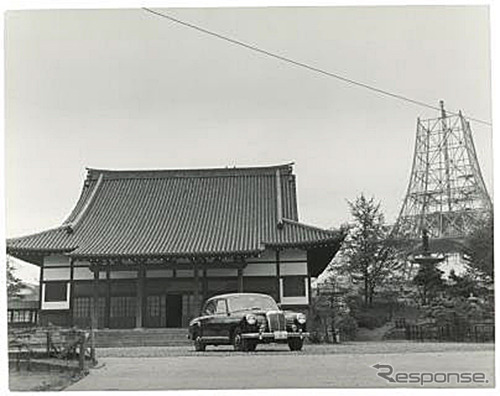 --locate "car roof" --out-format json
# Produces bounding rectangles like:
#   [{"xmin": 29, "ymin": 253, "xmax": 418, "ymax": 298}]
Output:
[{"xmin": 205, "ymin": 293, "xmax": 273, "ymax": 302}]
